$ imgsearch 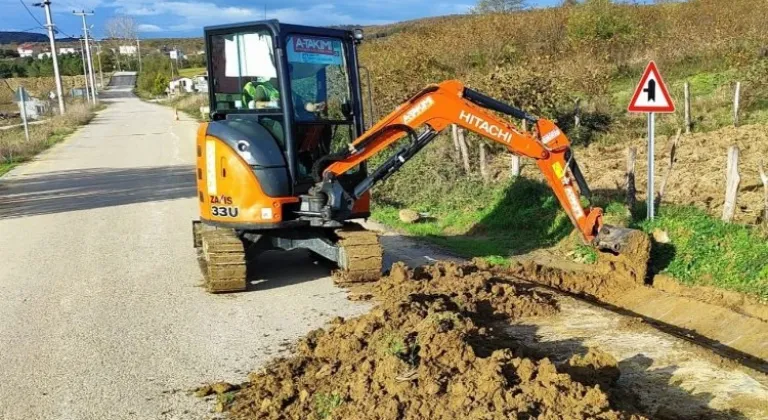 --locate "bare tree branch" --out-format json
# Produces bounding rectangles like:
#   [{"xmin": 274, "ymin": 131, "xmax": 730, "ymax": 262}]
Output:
[{"xmin": 472, "ymin": 0, "xmax": 526, "ymax": 13}]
